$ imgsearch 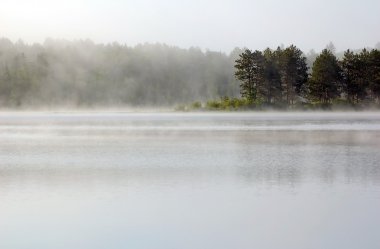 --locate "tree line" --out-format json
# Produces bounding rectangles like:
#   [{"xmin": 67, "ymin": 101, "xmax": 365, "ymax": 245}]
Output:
[
  {"xmin": 0, "ymin": 37, "xmax": 379, "ymax": 109},
  {"xmin": 235, "ymin": 45, "xmax": 380, "ymax": 109}
]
